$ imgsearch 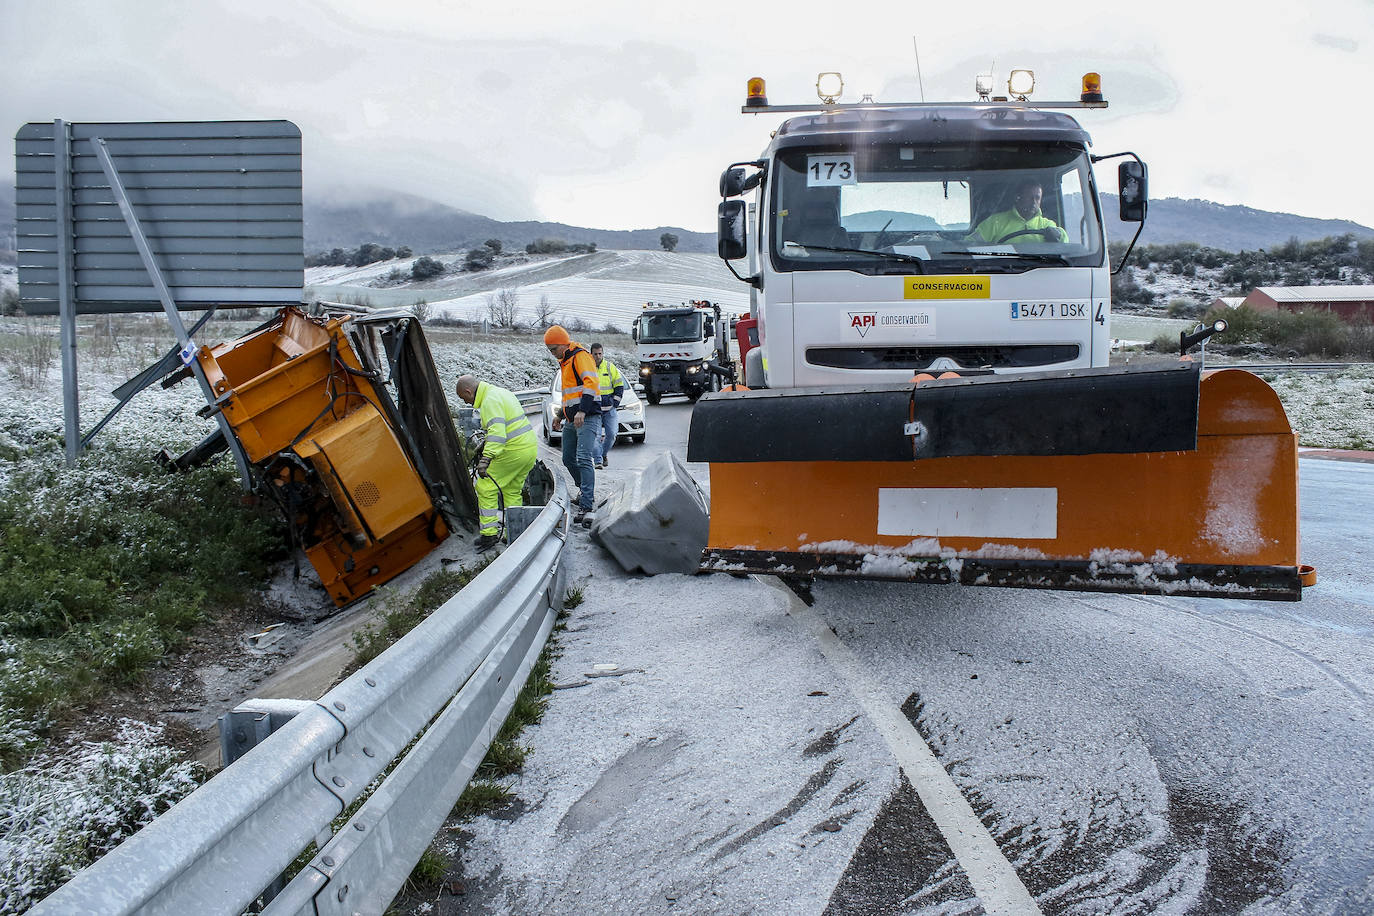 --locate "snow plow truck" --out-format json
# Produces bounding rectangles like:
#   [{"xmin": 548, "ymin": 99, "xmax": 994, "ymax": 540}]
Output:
[{"xmin": 686, "ymin": 70, "xmax": 1313, "ymax": 601}]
